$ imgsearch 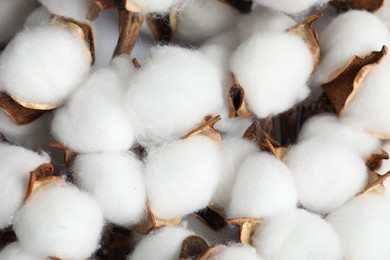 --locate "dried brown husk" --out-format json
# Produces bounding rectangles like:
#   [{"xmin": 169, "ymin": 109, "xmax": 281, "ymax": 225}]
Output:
[
  {"xmin": 179, "ymin": 235, "xmax": 210, "ymax": 260},
  {"xmin": 50, "ymin": 142, "xmax": 78, "ymax": 168},
  {"xmin": 181, "ymin": 115, "xmax": 222, "ymax": 147},
  {"xmin": 132, "ymin": 202, "xmax": 181, "ymax": 235},
  {"xmin": 87, "ymin": 0, "xmax": 119, "ymax": 20},
  {"xmin": 228, "ymin": 74, "xmax": 254, "ymax": 119},
  {"xmin": 218, "ymin": 0, "xmax": 253, "ymax": 13},
  {"xmin": 357, "ymin": 170, "xmax": 390, "ymax": 196},
  {"xmin": 278, "ymin": 105, "xmax": 302, "ymax": 146},
  {"xmin": 132, "ymin": 57, "xmax": 141, "ymax": 69},
  {"xmin": 200, "ymin": 245, "xmax": 227, "ymax": 260},
  {"xmin": 146, "ymin": 10, "xmax": 177, "ymax": 42},
  {"xmin": 366, "ymin": 150, "xmax": 389, "ymax": 171},
  {"xmin": 96, "ymin": 226, "xmax": 136, "ymax": 259},
  {"xmin": 287, "ymin": 14, "xmax": 322, "ymax": 69},
  {"xmin": 322, "ymin": 45, "xmax": 388, "ymax": 115},
  {"xmin": 226, "ymin": 218, "xmax": 262, "ymax": 245},
  {"xmin": 194, "ymin": 206, "xmax": 227, "ymax": 231},
  {"xmin": 330, "ymin": 0, "xmax": 384, "ymax": 12}
]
